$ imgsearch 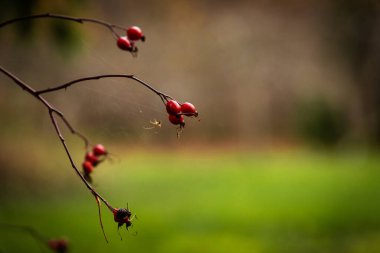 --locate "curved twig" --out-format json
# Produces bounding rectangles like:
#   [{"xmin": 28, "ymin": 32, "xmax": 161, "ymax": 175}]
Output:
[
  {"xmin": 0, "ymin": 223, "xmax": 48, "ymax": 244},
  {"xmin": 0, "ymin": 13, "xmax": 128, "ymax": 39},
  {"xmin": 36, "ymin": 74, "xmax": 173, "ymax": 104},
  {"xmin": 49, "ymin": 109, "xmax": 114, "ymax": 212}
]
